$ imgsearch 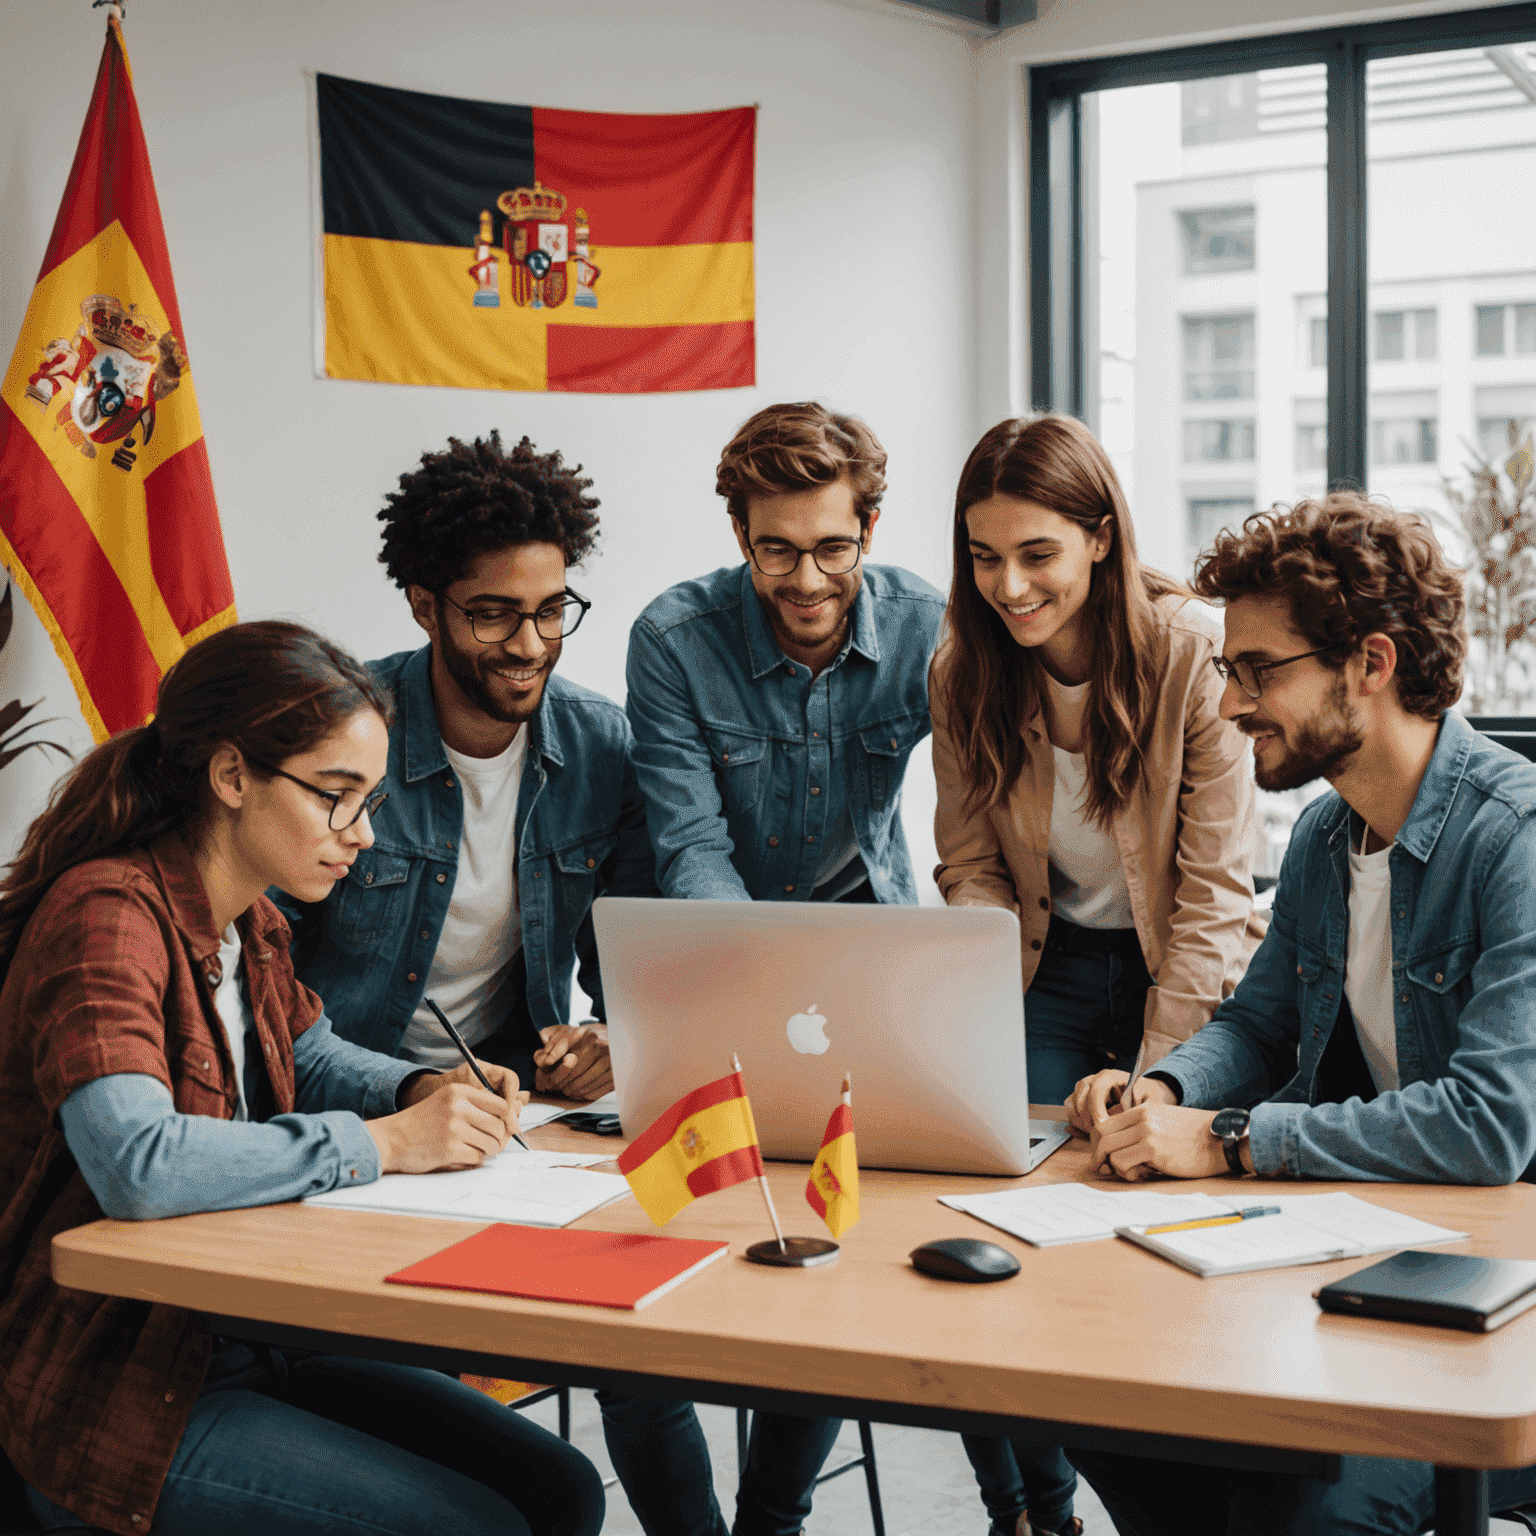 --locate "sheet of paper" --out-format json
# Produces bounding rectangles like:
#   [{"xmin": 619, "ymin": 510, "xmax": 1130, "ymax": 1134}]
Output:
[
  {"xmin": 304, "ymin": 1146, "xmax": 629, "ymax": 1227},
  {"xmin": 939, "ymin": 1184, "xmax": 1235, "ymax": 1246},
  {"xmin": 1257, "ymin": 1192, "xmax": 1465, "ymax": 1251},
  {"xmin": 518, "ymin": 1103, "xmax": 572, "ymax": 1131}
]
